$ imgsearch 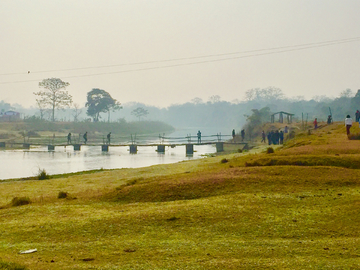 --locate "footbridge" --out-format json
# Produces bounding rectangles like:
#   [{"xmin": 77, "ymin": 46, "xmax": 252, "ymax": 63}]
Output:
[{"xmin": 0, "ymin": 133, "xmax": 248, "ymax": 155}]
